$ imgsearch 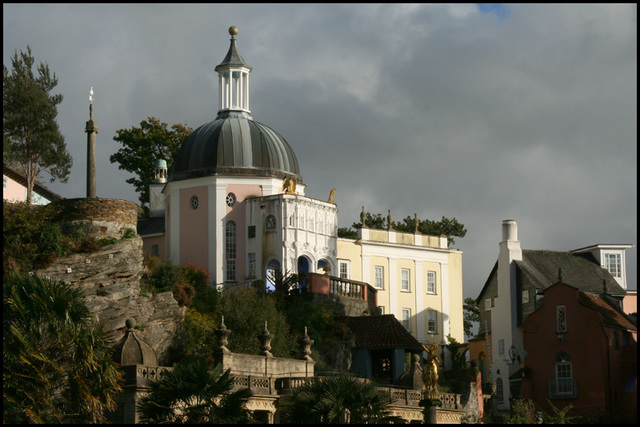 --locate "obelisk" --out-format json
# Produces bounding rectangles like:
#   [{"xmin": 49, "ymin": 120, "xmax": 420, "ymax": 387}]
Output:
[{"xmin": 85, "ymin": 87, "xmax": 97, "ymax": 198}]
